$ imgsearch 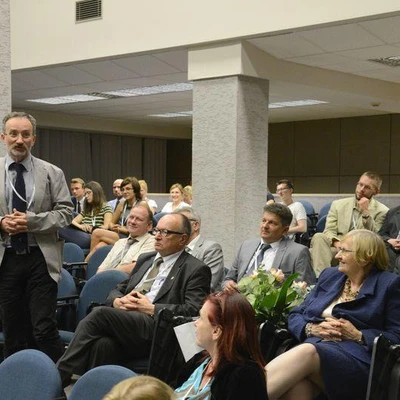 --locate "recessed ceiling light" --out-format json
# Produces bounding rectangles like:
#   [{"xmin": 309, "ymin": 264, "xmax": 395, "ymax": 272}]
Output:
[
  {"xmin": 102, "ymin": 82, "xmax": 193, "ymax": 97},
  {"xmin": 269, "ymin": 99, "xmax": 328, "ymax": 109},
  {"xmin": 26, "ymin": 94, "xmax": 107, "ymax": 105},
  {"xmin": 368, "ymin": 56, "xmax": 400, "ymax": 67},
  {"xmin": 149, "ymin": 111, "xmax": 193, "ymax": 118}
]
